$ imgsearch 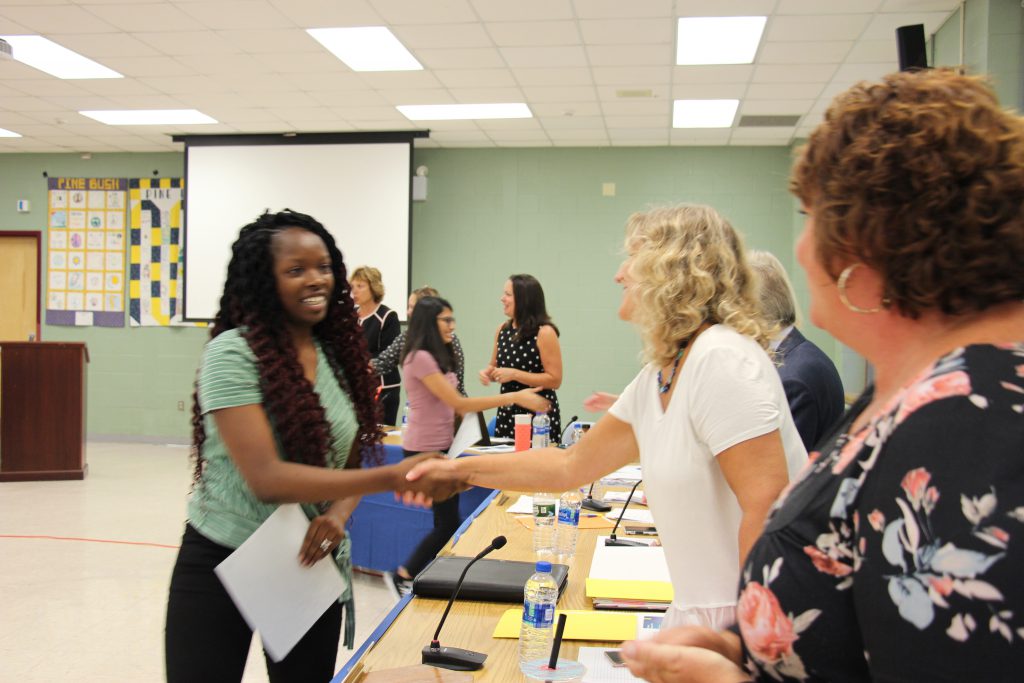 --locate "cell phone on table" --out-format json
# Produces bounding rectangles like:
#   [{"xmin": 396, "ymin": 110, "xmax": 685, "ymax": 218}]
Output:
[{"xmin": 604, "ymin": 650, "xmax": 626, "ymax": 667}]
